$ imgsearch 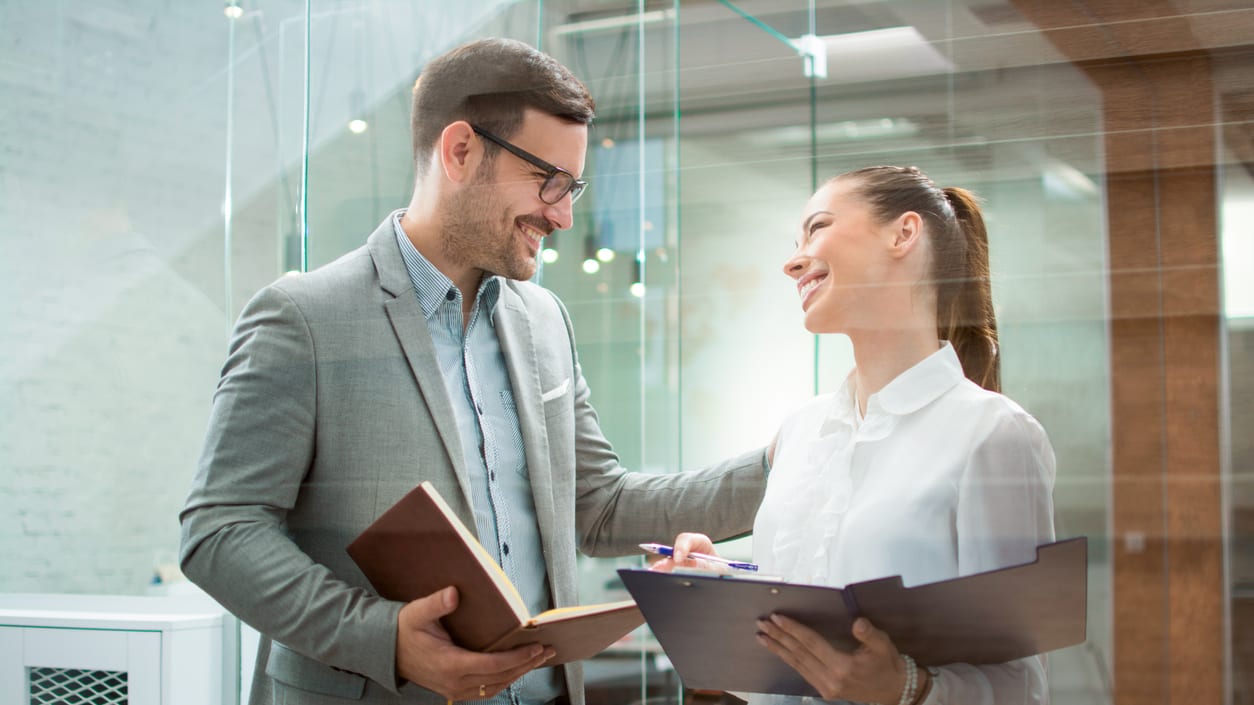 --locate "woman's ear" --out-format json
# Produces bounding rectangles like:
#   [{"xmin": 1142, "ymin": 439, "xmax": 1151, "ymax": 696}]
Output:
[
  {"xmin": 888, "ymin": 211, "xmax": 924, "ymax": 259},
  {"xmin": 438, "ymin": 121, "xmax": 479, "ymax": 184}
]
